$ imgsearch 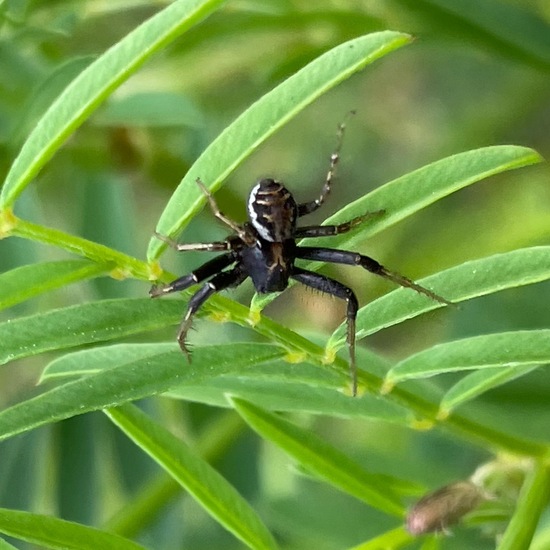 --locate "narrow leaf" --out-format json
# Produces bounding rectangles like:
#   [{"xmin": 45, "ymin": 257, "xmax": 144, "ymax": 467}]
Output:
[
  {"xmin": 0, "ymin": 260, "xmax": 107, "ymax": 311},
  {"xmin": 170, "ymin": 376, "xmax": 412, "ymax": 423},
  {"xmin": 329, "ymin": 246, "xmax": 550, "ymax": 350},
  {"xmin": 0, "ymin": 538, "xmax": 18, "ymax": 550},
  {"xmin": 0, "ymin": 298, "xmax": 183, "ymax": 365},
  {"xmin": 254, "ymin": 145, "xmax": 542, "ymax": 312},
  {"xmin": 106, "ymin": 404, "xmax": 278, "ymax": 550},
  {"xmin": 147, "ymin": 31, "xmax": 412, "ymax": 260},
  {"xmin": 0, "ymin": 343, "xmax": 283, "ymax": 442},
  {"xmin": 0, "ymin": 0, "xmax": 225, "ymax": 208},
  {"xmin": 231, "ymin": 397, "xmax": 406, "ymax": 517},
  {"xmin": 385, "ymin": 330, "xmax": 550, "ymax": 386},
  {"xmin": 439, "ymin": 365, "xmax": 538, "ymax": 417},
  {"xmin": 348, "ymin": 526, "xmax": 414, "ymax": 550},
  {"xmin": 0, "ymin": 507, "xmax": 145, "ymax": 550},
  {"xmin": 42, "ymin": 345, "xmax": 411, "ymax": 423},
  {"xmin": 394, "ymin": 0, "xmax": 550, "ymax": 71},
  {"xmin": 41, "ymin": 343, "xmax": 178, "ymax": 381}
]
